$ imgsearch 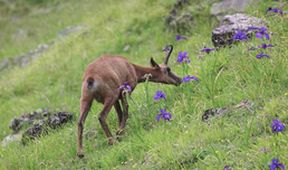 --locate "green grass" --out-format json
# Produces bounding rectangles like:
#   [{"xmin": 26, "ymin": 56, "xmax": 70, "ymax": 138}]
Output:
[{"xmin": 0, "ymin": 0, "xmax": 288, "ymax": 169}]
